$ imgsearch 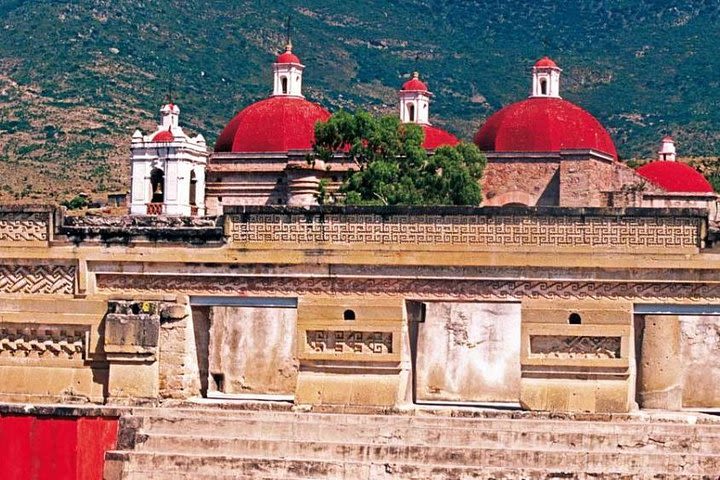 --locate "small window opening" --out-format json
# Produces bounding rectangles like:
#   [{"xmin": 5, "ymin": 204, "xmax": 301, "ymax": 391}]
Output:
[
  {"xmin": 408, "ymin": 103, "xmax": 415, "ymax": 122},
  {"xmin": 540, "ymin": 79, "xmax": 548, "ymax": 95},
  {"xmin": 343, "ymin": 309, "xmax": 356, "ymax": 321},
  {"xmin": 189, "ymin": 170, "xmax": 197, "ymax": 206},
  {"xmin": 281, "ymin": 76, "xmax": 288, "ymax": 94},
  {"xmin": 568, "ymin": 313, "xmax": 582, "ymax": 325},
  {"xmin": 150, "ymin": 167, "xmax": 164, "ymax": 203}
]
